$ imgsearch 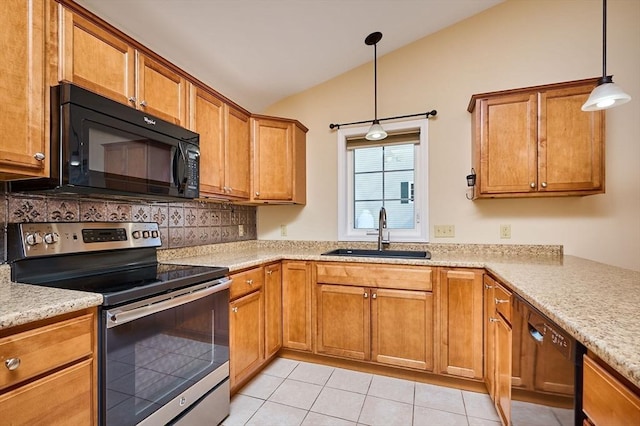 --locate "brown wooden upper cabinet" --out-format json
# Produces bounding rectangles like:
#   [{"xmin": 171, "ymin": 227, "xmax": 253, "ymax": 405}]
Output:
[
  {"xmin": 189, "ymin": 84, "xmax": 250, "ymax": 200},
  {"xmin": 251, "ymin": 116, "xmax": 307, "ymax": 204},
  {"xmin": 468, "ymin": 78, "xmax": 605, "ymax": 199},
  {"xmin": 0, "ymin": 0, "xmax": 56, "ymax": 180},
  {"xmin": 59, "ymin": 6, "xmax": 187, "ymax": 126}
]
